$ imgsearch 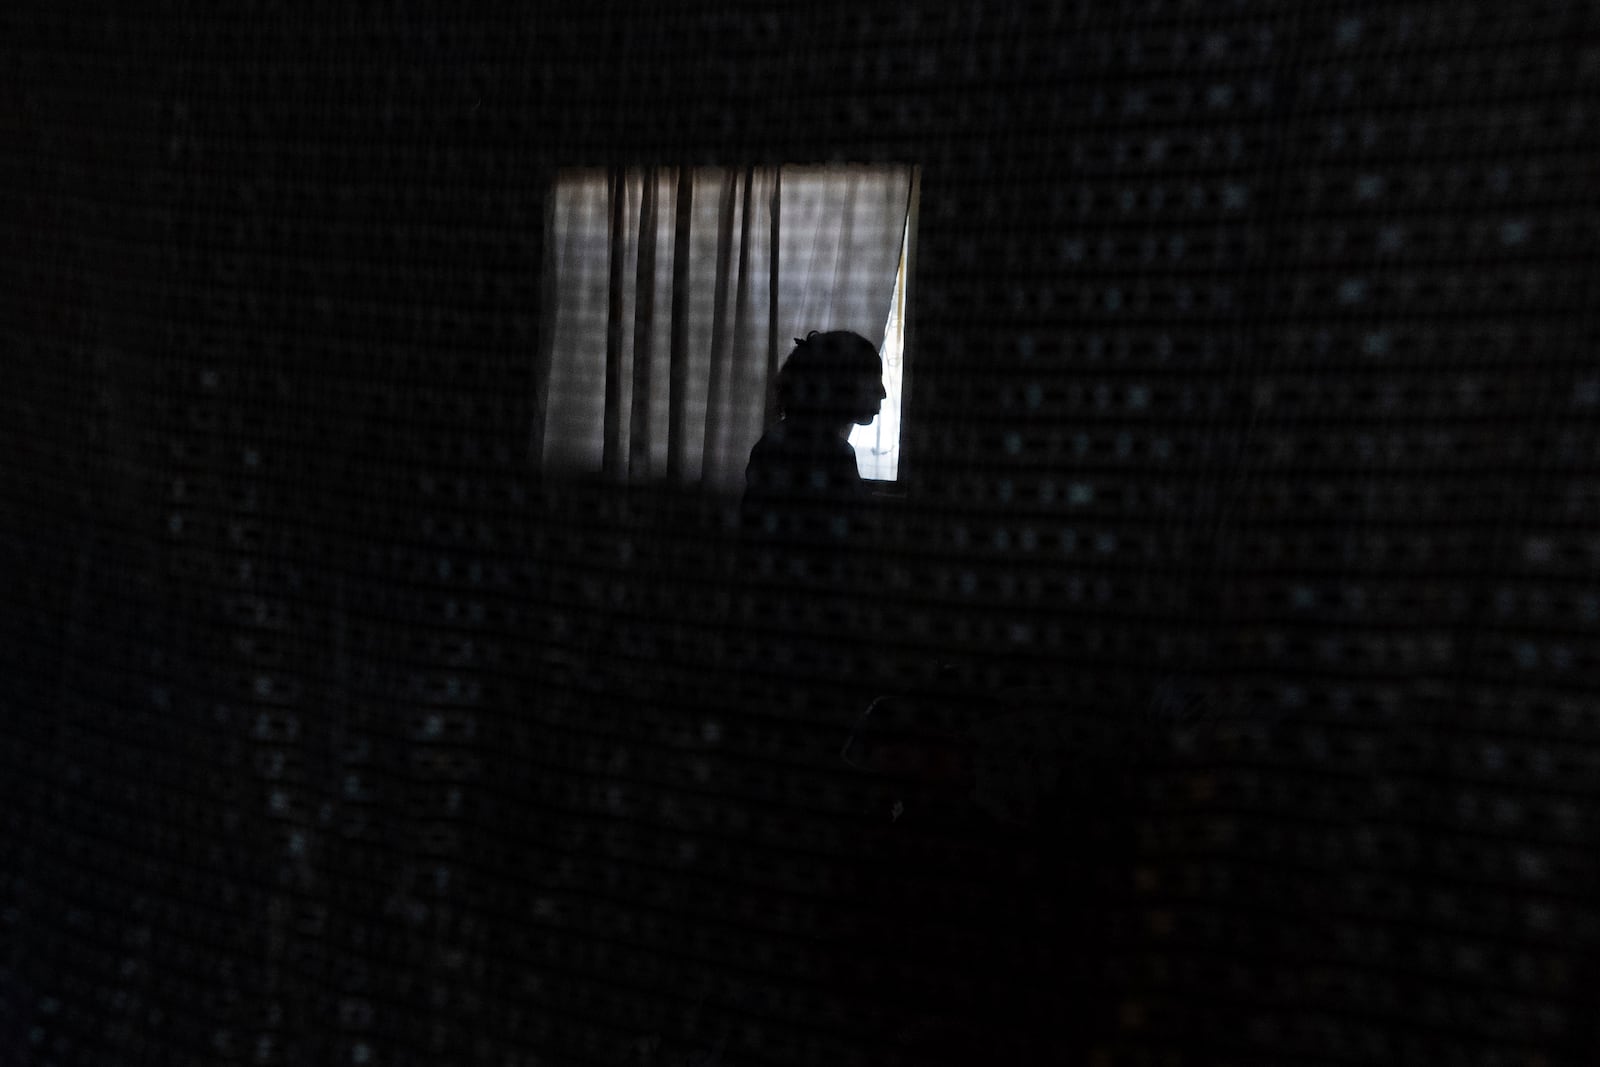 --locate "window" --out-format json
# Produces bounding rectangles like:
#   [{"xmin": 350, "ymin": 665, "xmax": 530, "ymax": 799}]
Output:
[
  {"xmin": 849, "ymin": 221, "xmax": 910, "ymax": 482},
  {"xmin": 536, "ymin": 165, "xmax": 917, "ymax": 489}
]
